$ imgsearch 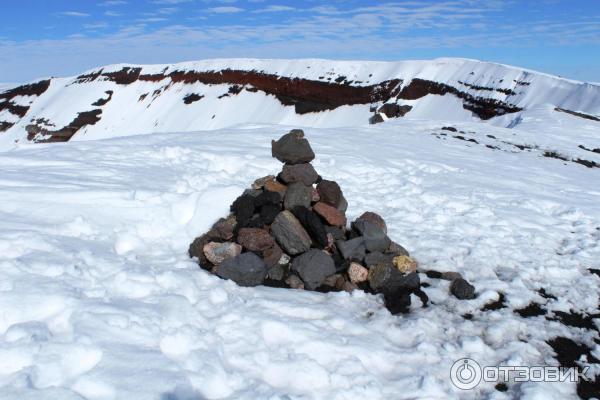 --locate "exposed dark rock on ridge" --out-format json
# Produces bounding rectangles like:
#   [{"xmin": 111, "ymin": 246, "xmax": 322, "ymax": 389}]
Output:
[
  {"xmin": 26, "ymin": 109, "xmax": 102, "ymax": 143},
  {"xmin": 0, "ymin": 79, "xmax": 51, "ymax": 132}
]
